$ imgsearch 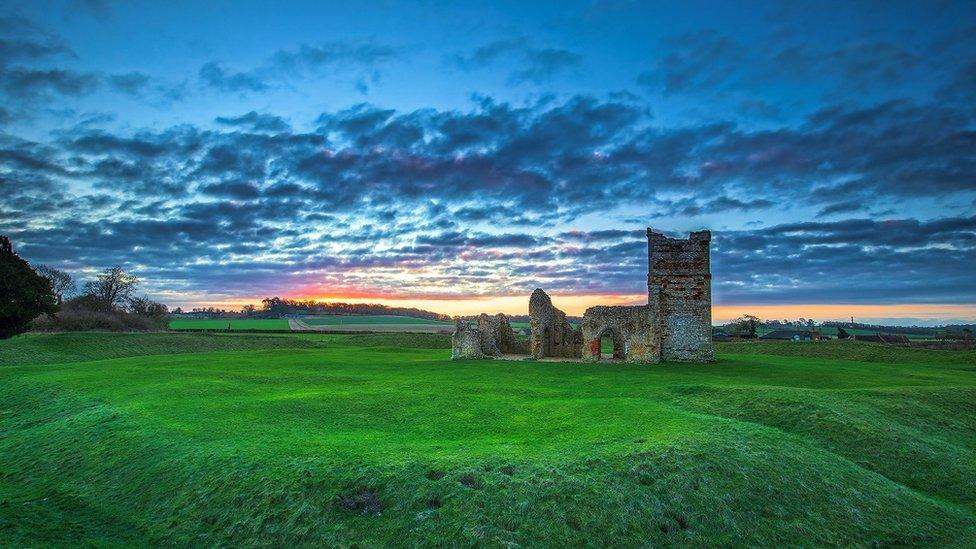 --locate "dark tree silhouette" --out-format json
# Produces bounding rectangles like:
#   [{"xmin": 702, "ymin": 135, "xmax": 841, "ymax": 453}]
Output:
[{"xmin": 0, "ymin": 236, "xmax": 58, "ymax": 339}]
